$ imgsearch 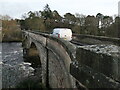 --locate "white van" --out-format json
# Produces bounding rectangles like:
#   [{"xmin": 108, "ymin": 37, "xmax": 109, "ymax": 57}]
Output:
[{"xmin": 51, "ymin": 28, "xmax": 72, "ymax": 41}]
